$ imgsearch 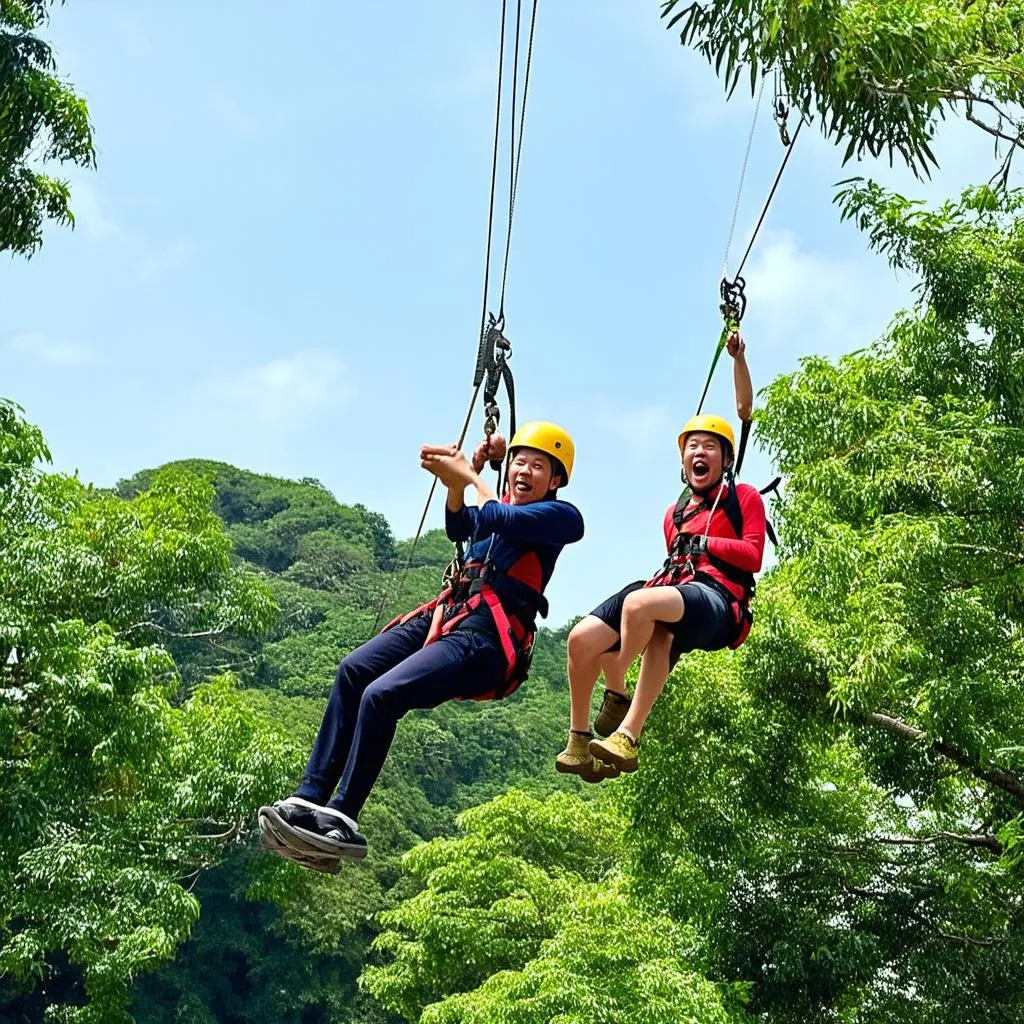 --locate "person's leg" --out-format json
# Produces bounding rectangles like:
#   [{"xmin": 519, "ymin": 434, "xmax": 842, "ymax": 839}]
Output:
[
  {"xmin": 619, "ymin": 625, "xmax": 675, "ymax": 739},
  {"xmin": 591, "ymin": 650, "xmax": 632, "ymax": 737},
  {"xmin": 295, "ymin": 617, "xmax": 429, "ymax": 804},
  {"xmin": 611, "ymin": 586, "xmax": 684, "ymax": 678},
  {"xmin": 589, "ymin": 626, "xmax": 673, "ymax": 771},
  {"xmin": 566, "ymin": 615, "xmax": 620, "ymax": 732},
  {"xmin": 572, "ymin": 581, "xmax": 647, "ymax": 736},
  {"xmin": 591, "ymin": 582, "xmax": 733, "ymax": 773},
  {"xmin": 557, "ymin": 583, "xmax": 645, "ymax": 780},
  {"xmin": 330, "ymin": 628, "xmax": 504, "ymax": 820}
]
